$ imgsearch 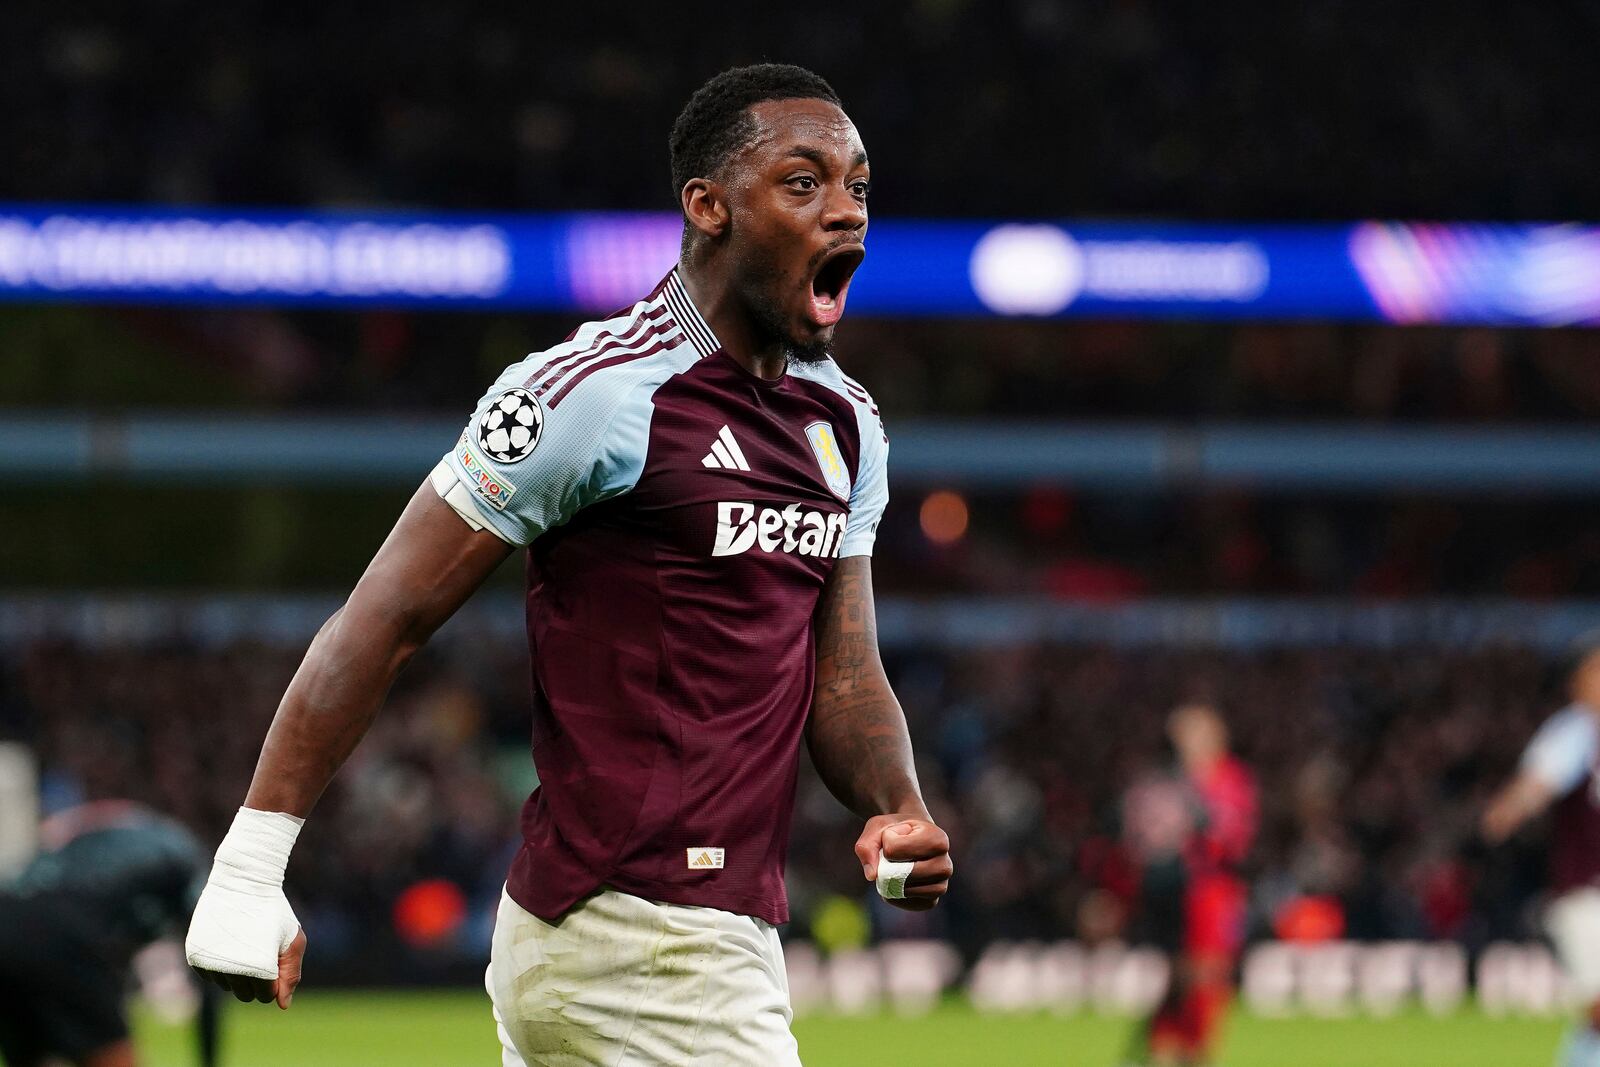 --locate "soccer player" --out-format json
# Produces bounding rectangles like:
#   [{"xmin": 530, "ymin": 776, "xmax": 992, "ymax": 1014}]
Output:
[
  {"xmin": 182, "ymin": 64, "xmax": 953, "ymax": 1065},
  {"xmin": 0, "ymin": 801, "xmax": 220, "ymax": 1067},
  {"xmin": 1483, "ymin": 638, "xmax": 1600, "ymax": 1067},
  {"xmin": 1125, "ymin": 703, "xmax": 1257, "ymax": 1067}
]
